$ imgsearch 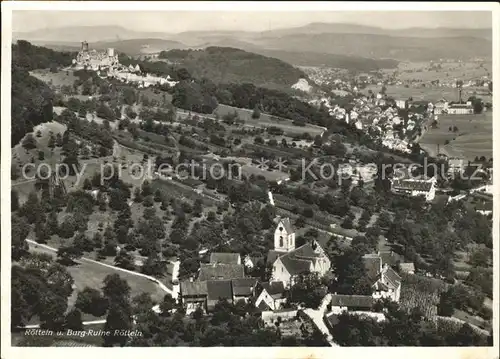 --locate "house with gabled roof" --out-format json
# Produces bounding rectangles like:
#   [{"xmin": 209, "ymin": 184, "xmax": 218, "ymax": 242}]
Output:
[
  {"xmin": 254, "ymin": 281, "xmax": 287, "ymax": 311},
  {"xmin": 210, "ymin": 252, "xmax": 241, "ymax": 265},
  {"xmin": 391, "ymin": 176, "xmax": 437, "ymax": 202},
  {"xmin": 198, "ymin": 262, "xmax": 245, "ymax": 281},
  {"xmin": 266, "ymin": 217, "xmax": 331, "ymax": 288},
  {"xmin": 180, "ymin": 277, "xmax": 257, "ymax": 314},
  {"xmin": 362, "ymin": 253, "xmax": 402, "ymax": 302}
]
